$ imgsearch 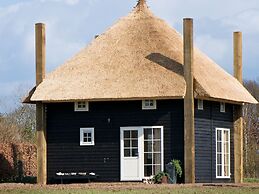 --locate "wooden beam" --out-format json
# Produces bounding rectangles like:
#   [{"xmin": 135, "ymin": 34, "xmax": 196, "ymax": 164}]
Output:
[
  {"xmin": 234, "ymin": 32, "xmax": 243, "ymax": 84},
  {"xmin": 35, "ymin": 23, "xmax": 47, "ymax": 185},
  {"xmin": 233, "ymin": 31, "xmax": 243, "ymax": 183},
  {"xmin": 183, "ymin": 18, "xmax": 195, "ymax": 183}
]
